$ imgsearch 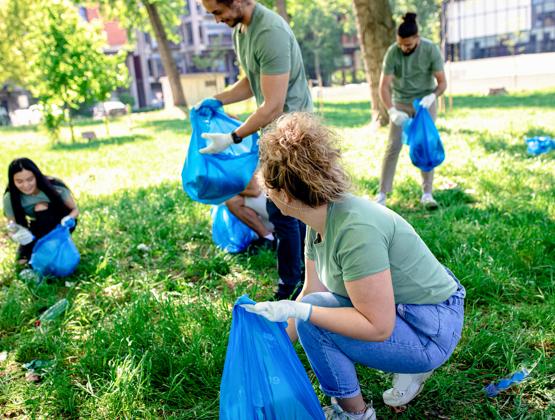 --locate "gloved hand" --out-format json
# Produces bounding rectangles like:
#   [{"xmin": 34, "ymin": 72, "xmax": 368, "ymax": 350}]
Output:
[
  {"xmin": 419, "ymin": 93, "xmax": 436, "ymax": 109},
  {"xmin": 194, "ymin": 96, "xmax": 216, "ymax": 110},
  {"xmin": 11, "ymin": 229, "xmax": 35, "ymax": 246},
  {"xmin": 388, "ymin": 107, "xmax": 410, "ymax": 126},
  {"xmin": 61, "ymin": 216, "xmax": 74, "ymax": 227},
  {"xmin": 240, "ymin": 300, "xmax": 312, "ymax": 323},
  {"xmin": 199, "ymin": 132, "xmax": 234, "ymax": 154}
]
